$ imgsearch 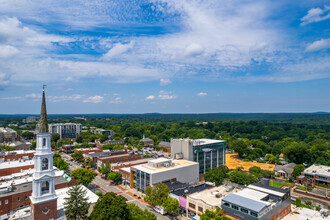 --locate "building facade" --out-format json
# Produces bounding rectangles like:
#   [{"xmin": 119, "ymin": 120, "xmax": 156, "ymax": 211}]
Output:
[
  {"xmin": 91, "ymin": 128, "xmax": 114, "ymax": 137},
  {"xmin": 46, "ymin": 123, "xmax": 82, "ymax": 139},
  {"xmin": 221, "ymin": 182, "xmax": 291, "ymax": 220},
  {"xmin": 0, "ymin": 128, "xmax": 18, "ymax": 143},
  {"xmin": 171, "ymin": 138, "xmax": 226, "ymax": 174},
  {"xmin": 131, "ymin": 158, "xmax": 199, "ymax": 192},
  {"xmin": 297, "ymin": 164, "xmax": 330, "ymax": 186}
]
